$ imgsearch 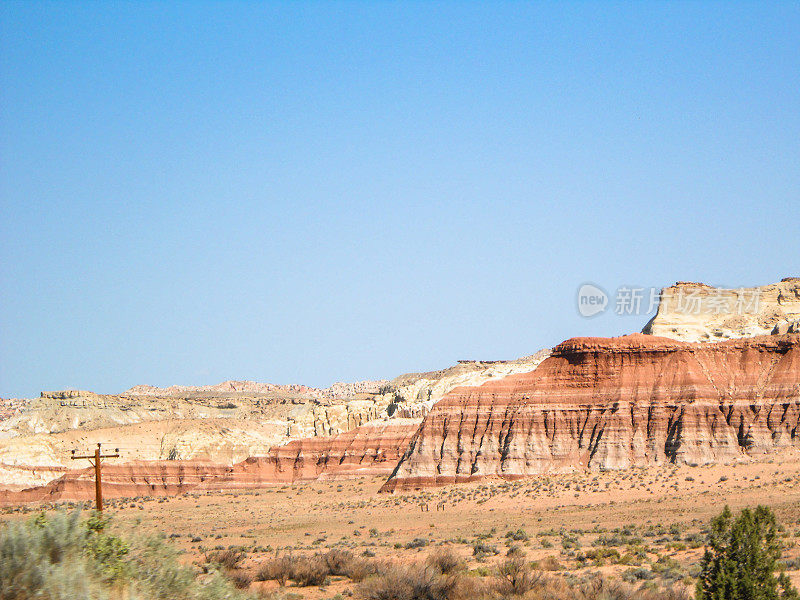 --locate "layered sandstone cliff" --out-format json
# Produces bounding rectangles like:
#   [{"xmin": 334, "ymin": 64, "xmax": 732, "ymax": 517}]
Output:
[
  {"xmin": 0, "ymin": 389, "xmax": 397, "ymax": 487},
  {"xmin": 231, "ymin": 419, "xmax": 419, "ymax": 485},
  {"xmin": 0, "ymin": 420, "xmax": 419, "ymax": 504},
  {"xmin": 381, "ymin": 333, "xmax": 800, "ymax": 492},
  {"xmin": 642, "ymin": 278, "xmax": 800, "ymax": 342},
  {"xmin": 0, "ymin": 352, "xmax": 551, "ymax": 492}
]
